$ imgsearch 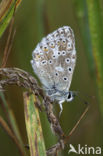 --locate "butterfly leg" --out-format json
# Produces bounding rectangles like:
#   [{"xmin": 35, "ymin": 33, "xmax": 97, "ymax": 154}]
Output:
[{"xmin": 59, "ymin": 100, "xmax": 65, "ymax": 116}]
